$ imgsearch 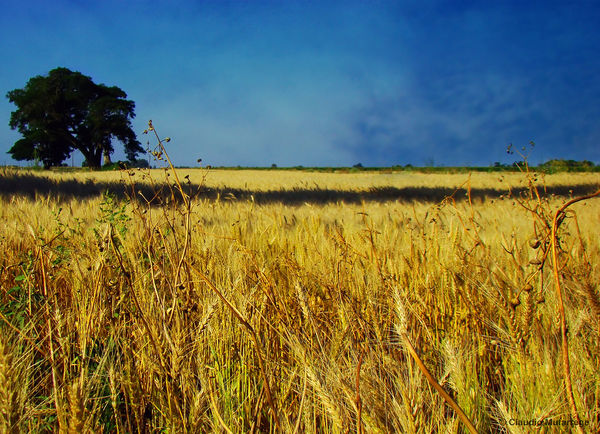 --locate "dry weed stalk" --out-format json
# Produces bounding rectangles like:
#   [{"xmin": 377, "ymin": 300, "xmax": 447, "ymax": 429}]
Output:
[
  {"xmin": 144, "ymin": 121, "xmax": 282, "ymax": 430},
  {"xmin": 550, "ymin": 188, "xmax": 600, "ymax": 433},
  {"xmin": 395, "ymin": 293, "xmax": 478, "ymax": 434},
  {"xmin": 191, "ymin": 264, "xmax": 282, "ymax": 430}
]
